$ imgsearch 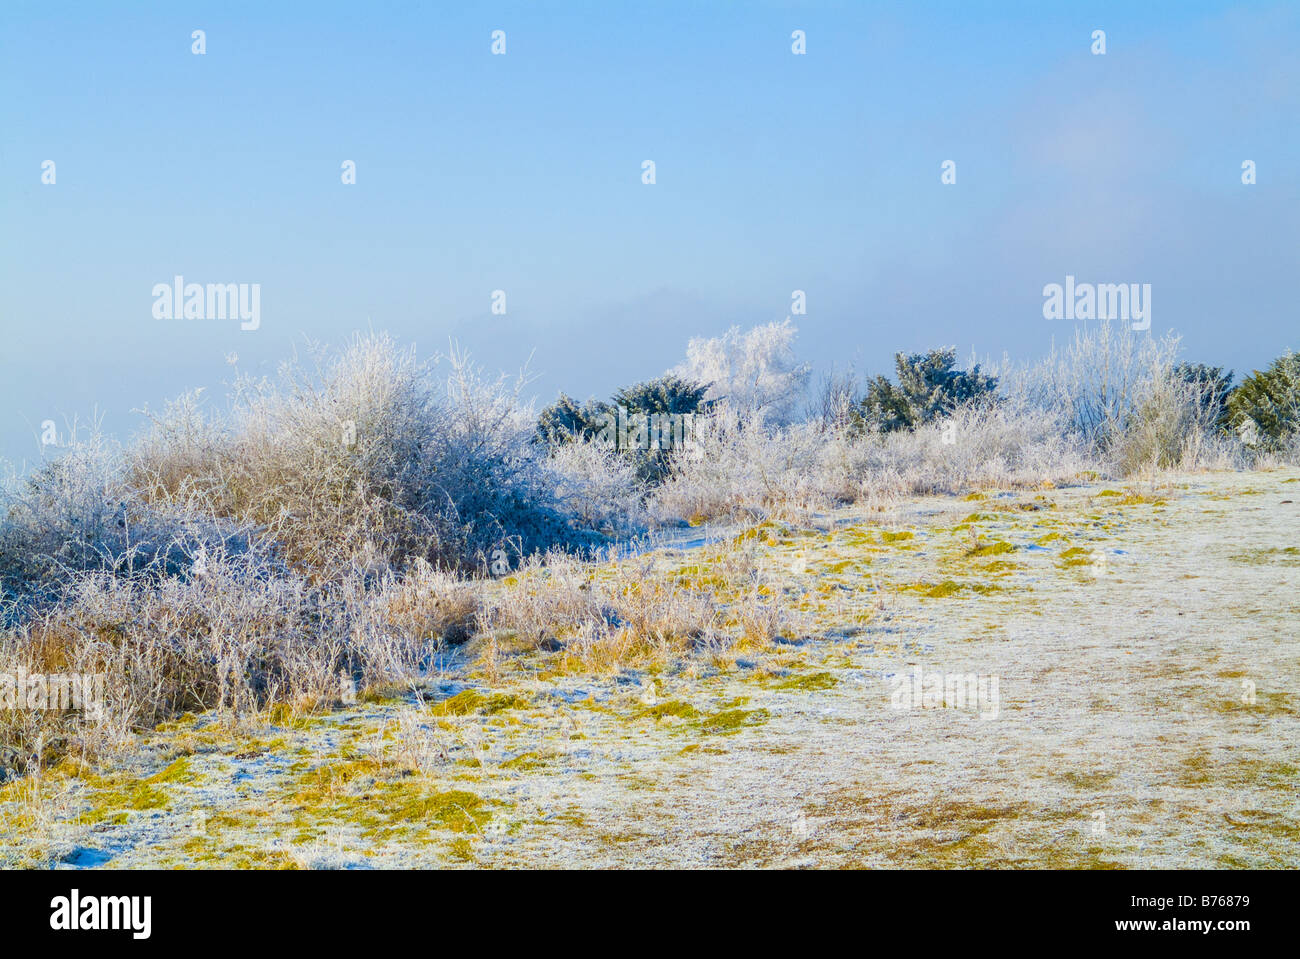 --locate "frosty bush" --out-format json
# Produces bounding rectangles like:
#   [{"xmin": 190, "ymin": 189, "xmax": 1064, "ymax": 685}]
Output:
[
  {"xmin": 847, "ymin": 401, "xmax": 1089, "ymax": 496},
  {"xmin": 854, "ymin": 348, "xmax": 997, "ymax": 433},
  {"xmin": 535, "ymin": 392, "xmax": 605, "ymax": 446},
  {"xmin": 997, "ymin": 323, "xmax": 1267, "ymax": 474},
  {"xmin": 651, "ymin": 400, "xmax": 1090, "ymax": 524},
  {"xmin": 650, "ymin": 406, "xmax": 825, "ymax": 522},
  {"xmin": 0, "ymin": 542, "xmax": 453, "ymax": 779},
  {"xmin": 536, "ymin": 374, "xmax": 710, "ymax": 485},
  {"xmin": 1108, "ymin": 365, "xmax": 1236, "ymax": 475},
  {"xmin": 542, "ymin": 439, "xmax": 645, "ymax": 534},
  {"xmin": 0, "ymin": 431, "xmax": 253, "ymax": 622},
  {"xmin": 998, "ymin": 321, "xmax": 1180, "ymax": 448},
  {"xmin": 3, "ymin": 322, "xmax": 1295, "ymax": 781},
  {"xmin": 672, "ymin": 319, "xmax": 811, "ymax": 427},
  {"xmin": 131, "ymin": 333, "xmax": 599, "ymax": 580},
  {"xmin": 1224, "ymin": 351, "xmax": 1300, "ymax": 450},
  {"xmin": 807, "ymin": 369, "xmax": 862, "ymax": 430},
  {"xmin": 1173, "ymin": 364, "xmax": 1234, "ymax": 431}
]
